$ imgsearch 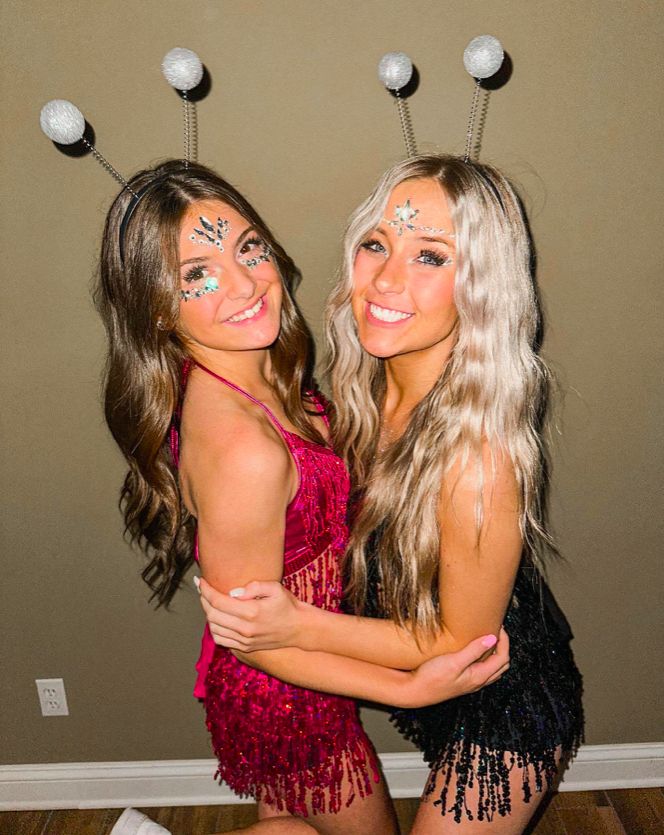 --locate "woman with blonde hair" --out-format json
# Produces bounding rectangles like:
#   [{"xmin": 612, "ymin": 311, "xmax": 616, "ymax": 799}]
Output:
[
  {"xmin": 97, "ymin": 158, "xmax": 510, "ymax": 835},
  {"xmin": 200, "ymin": 154, "xmax": 583, "ymax": 832}
]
